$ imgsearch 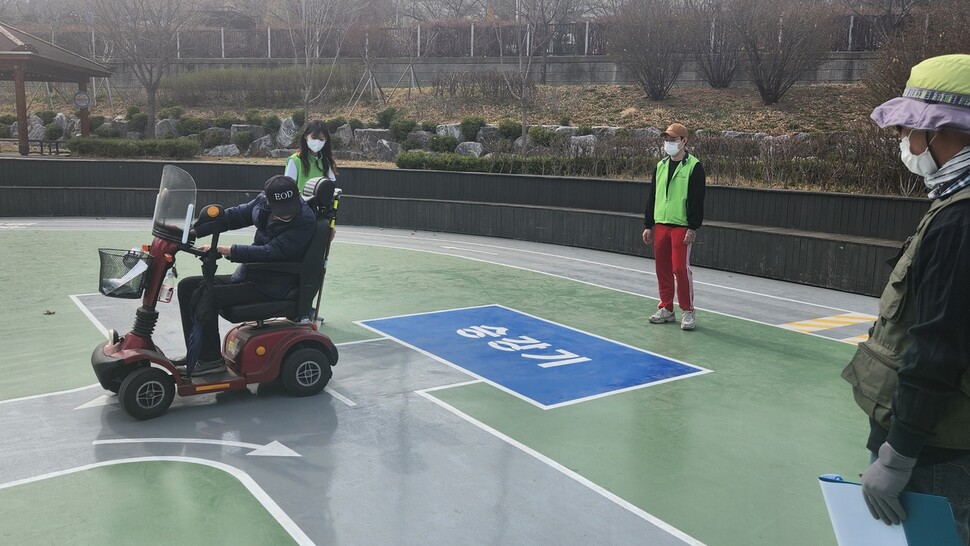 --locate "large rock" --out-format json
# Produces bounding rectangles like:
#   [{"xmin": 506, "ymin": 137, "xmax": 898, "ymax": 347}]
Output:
[
  {"xmin": 591, "ymin": 126, "xmax": 622, "ymax": 139},
  {"xmin": 110, "ymin": 116, "xmax": 128, "ymax": 135},
  {"xmin": 53, "ymin": 113, "xmax": 68, "ymax": 132},
  {"xmin": 355, "ymin": 128, "xmax": 392, "ymax": 157},
  {"xmin": 334, "ymin": 123, "xmax": 354, "ymax": 149},
  {"xmin": 277, "ymin": 117, "xmax": 299, "ymax": 148},
  {"xmin": 405, "ymin": 130, "xmax": 433, "ymax": 148},
  {"xmin": 436, "ymin": 123, "xmax": 466, "ymax": 144},
  {"xmin": 65, "ymin": 116, "xmax": 80, "ymax": 138},
  {"xmin": 199, "ymin": 127, "xmax": 230, "ymax": 147},
  {"xmin": 270, "ymin": 149, "xmax": 294, "ymax": 158},
  {"xmin": 631, "ymin": 127, "xmax": 662, "ymax": 139},
  {"xmin": 376, "ymin": 139, "xmax": 400, "ymax": 162},
  {"xmin": 230, "ymin": 124, "xmax": 265, "ymax": 141},
  {"xmin": 334, "ymin": 150, "xmax": 364, "ymax": 161},
  {"xmin": 206, "ymin": 144, "xmax": 240, "ymax": 157},
  {"xmin": 721, "ymin": 130, "xmax": 769, "ymax": 140},
  {"xmin": 554, "ymin": 126, "xmax": 578, "ymax": 137},
  {"xmin": 456, "ymin": 141, "xmax": 485, "ymax": 157},
  {"xmin": 155, "ymin": 118, "xmax": 179, "ymax": 139},
  {"xmin": 21, "ymin": 115, "xmax": 44, "ymax": 140},
  {"xmin": 249, "ymin": 135, "xmax": 275, "ymax": 157},
  {"xmin": 570, "ymin": 135, "xmax": 597, "ymax": 156},
  {"xmin": 476, "ymin": 125, "xmax": 502, "ymax": 150}
]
